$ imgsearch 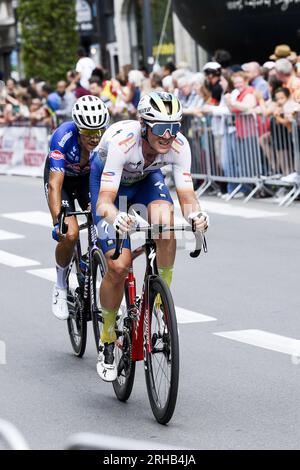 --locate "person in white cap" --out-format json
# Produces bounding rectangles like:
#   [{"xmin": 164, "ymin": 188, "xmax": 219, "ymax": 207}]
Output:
[{"xmin": 203, "ymin": 62, "xmax": 223, "ymax": 104}]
